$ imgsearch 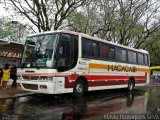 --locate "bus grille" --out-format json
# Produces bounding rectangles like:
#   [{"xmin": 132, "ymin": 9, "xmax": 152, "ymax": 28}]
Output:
[
  {"xmin": 22, "ymin": 76, "xmax": 39, "ymax": 80},
  {"xmin": 22, "ymin": 84, "xmax": 38, "ymax": 90}
]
